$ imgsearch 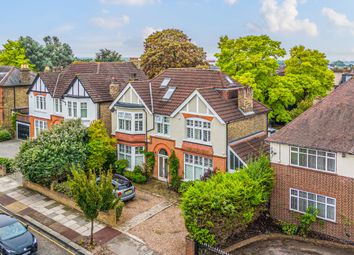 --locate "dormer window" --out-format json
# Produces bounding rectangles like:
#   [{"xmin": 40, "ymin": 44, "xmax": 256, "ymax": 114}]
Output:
[
  {"xmin": 160, "ymin": 77, "xmax": 171, "ymax": 87},
  {"xmin": 162, "ymin": 87, "xmax": 176, "ymax": 100}
]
